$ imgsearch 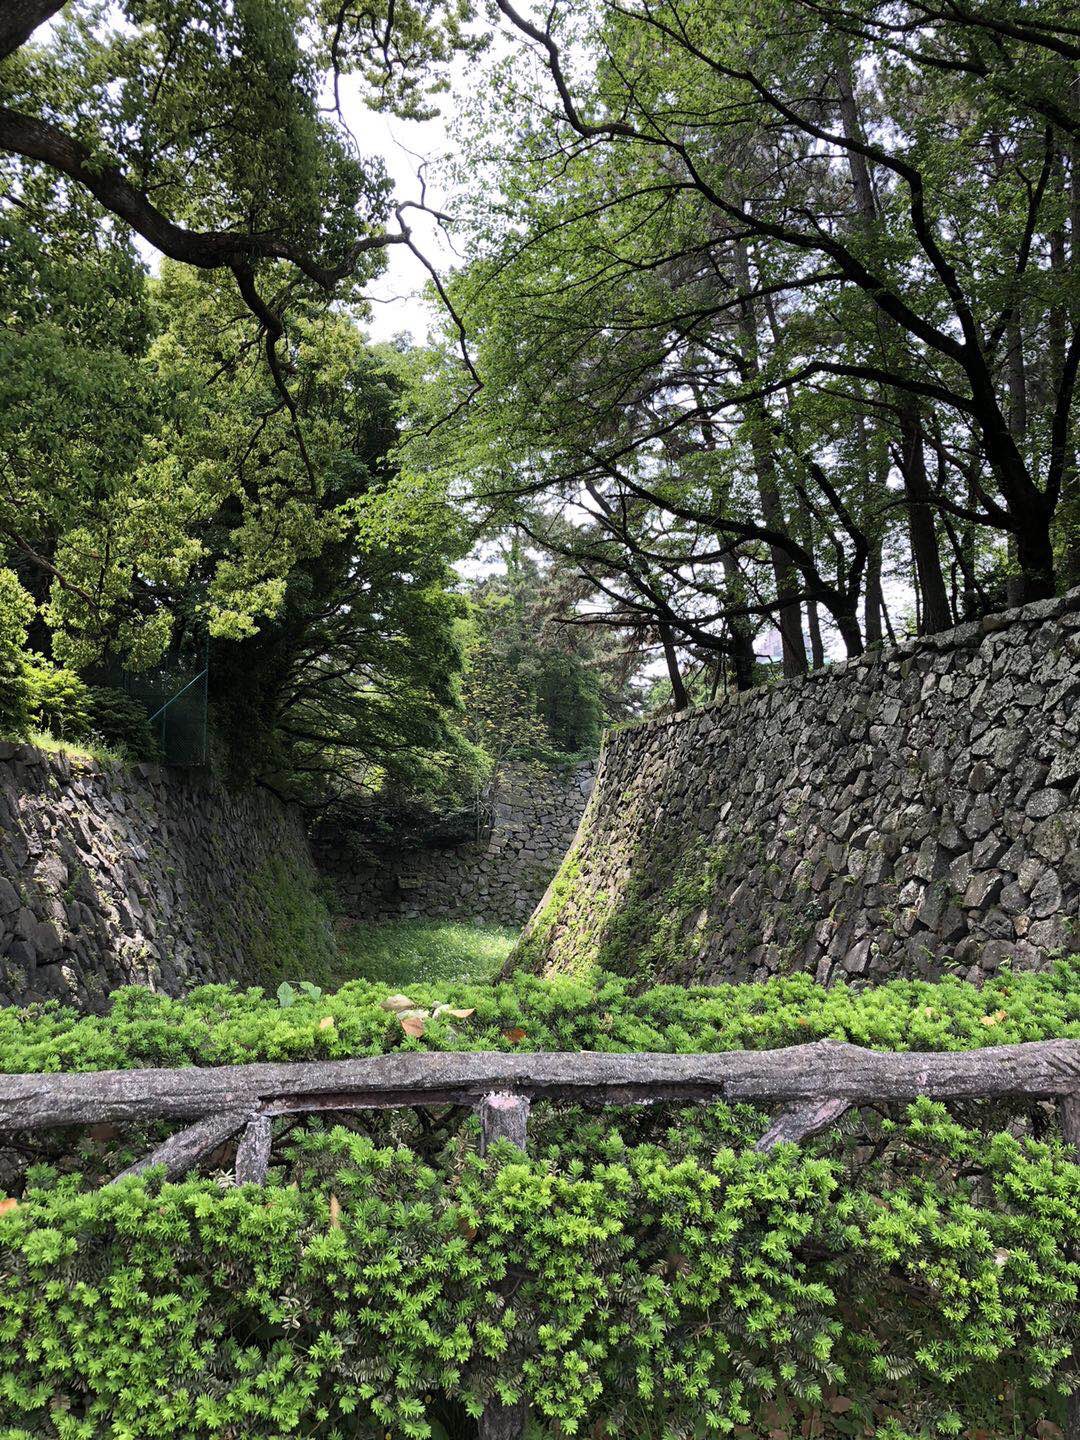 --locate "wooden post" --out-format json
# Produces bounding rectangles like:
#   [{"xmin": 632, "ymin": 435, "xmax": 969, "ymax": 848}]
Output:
[
  {"xmin": 478, "ymin": 1093, "xmax": 529, "ymax": 1440},
  {"xmin": 478, "ymin": 1091, "xmax": 530, "ymax": 1155},
  {"xmin": 1062, "ymin": 1094, "xmax": 1079, "ymax": 1440},
  {"xmin": 235, "ymin": 1114, "xmax": 272, "ymax": 1185}
]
